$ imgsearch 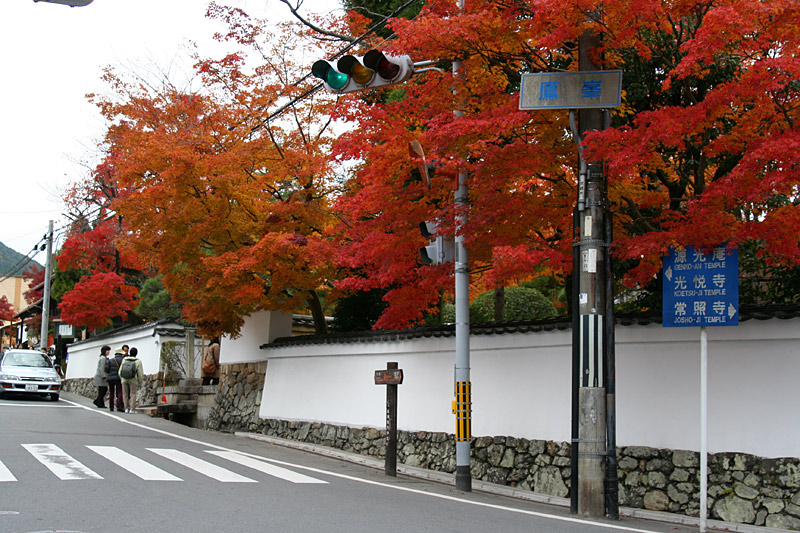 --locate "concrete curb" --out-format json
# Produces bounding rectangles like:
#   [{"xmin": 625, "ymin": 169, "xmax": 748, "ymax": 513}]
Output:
[{"xmin": 237, "ymin": 432, "xmax": 789, "ymax": 533}]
